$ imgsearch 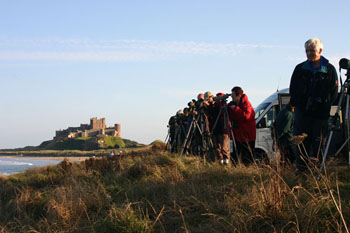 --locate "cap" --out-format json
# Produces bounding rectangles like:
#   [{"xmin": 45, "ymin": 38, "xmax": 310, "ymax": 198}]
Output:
[
  {"xmin": 216, "ymin": 92, "xmax": 224, "ymax": 97},
  {"xmin": 204, "ymin": 91, "xmax": 213, "ymax": 100}
]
